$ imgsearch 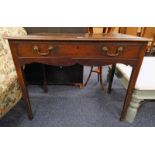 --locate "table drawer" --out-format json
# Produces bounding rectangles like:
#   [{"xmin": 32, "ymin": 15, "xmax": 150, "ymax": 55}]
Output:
[{"xmin": 16, "ymin": 42, "xmax": 140, "ymax": 59}]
